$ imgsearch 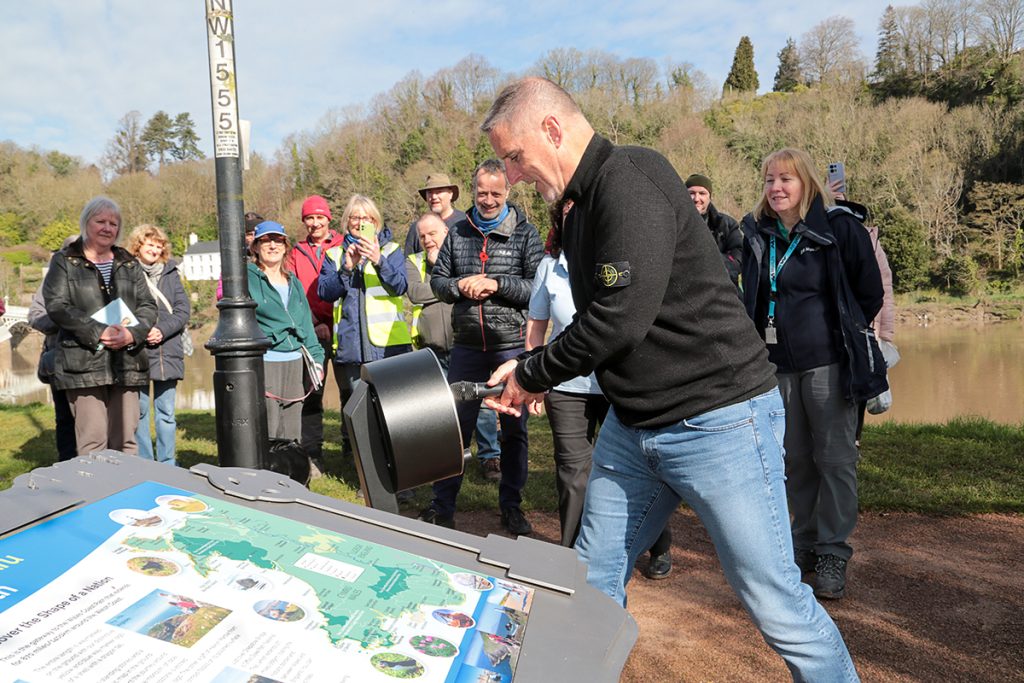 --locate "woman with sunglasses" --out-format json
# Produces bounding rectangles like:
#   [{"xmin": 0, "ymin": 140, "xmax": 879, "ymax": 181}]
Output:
[{"xmin": 248, "ymin": 221, "xmax": 324, "ymax": 443}]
